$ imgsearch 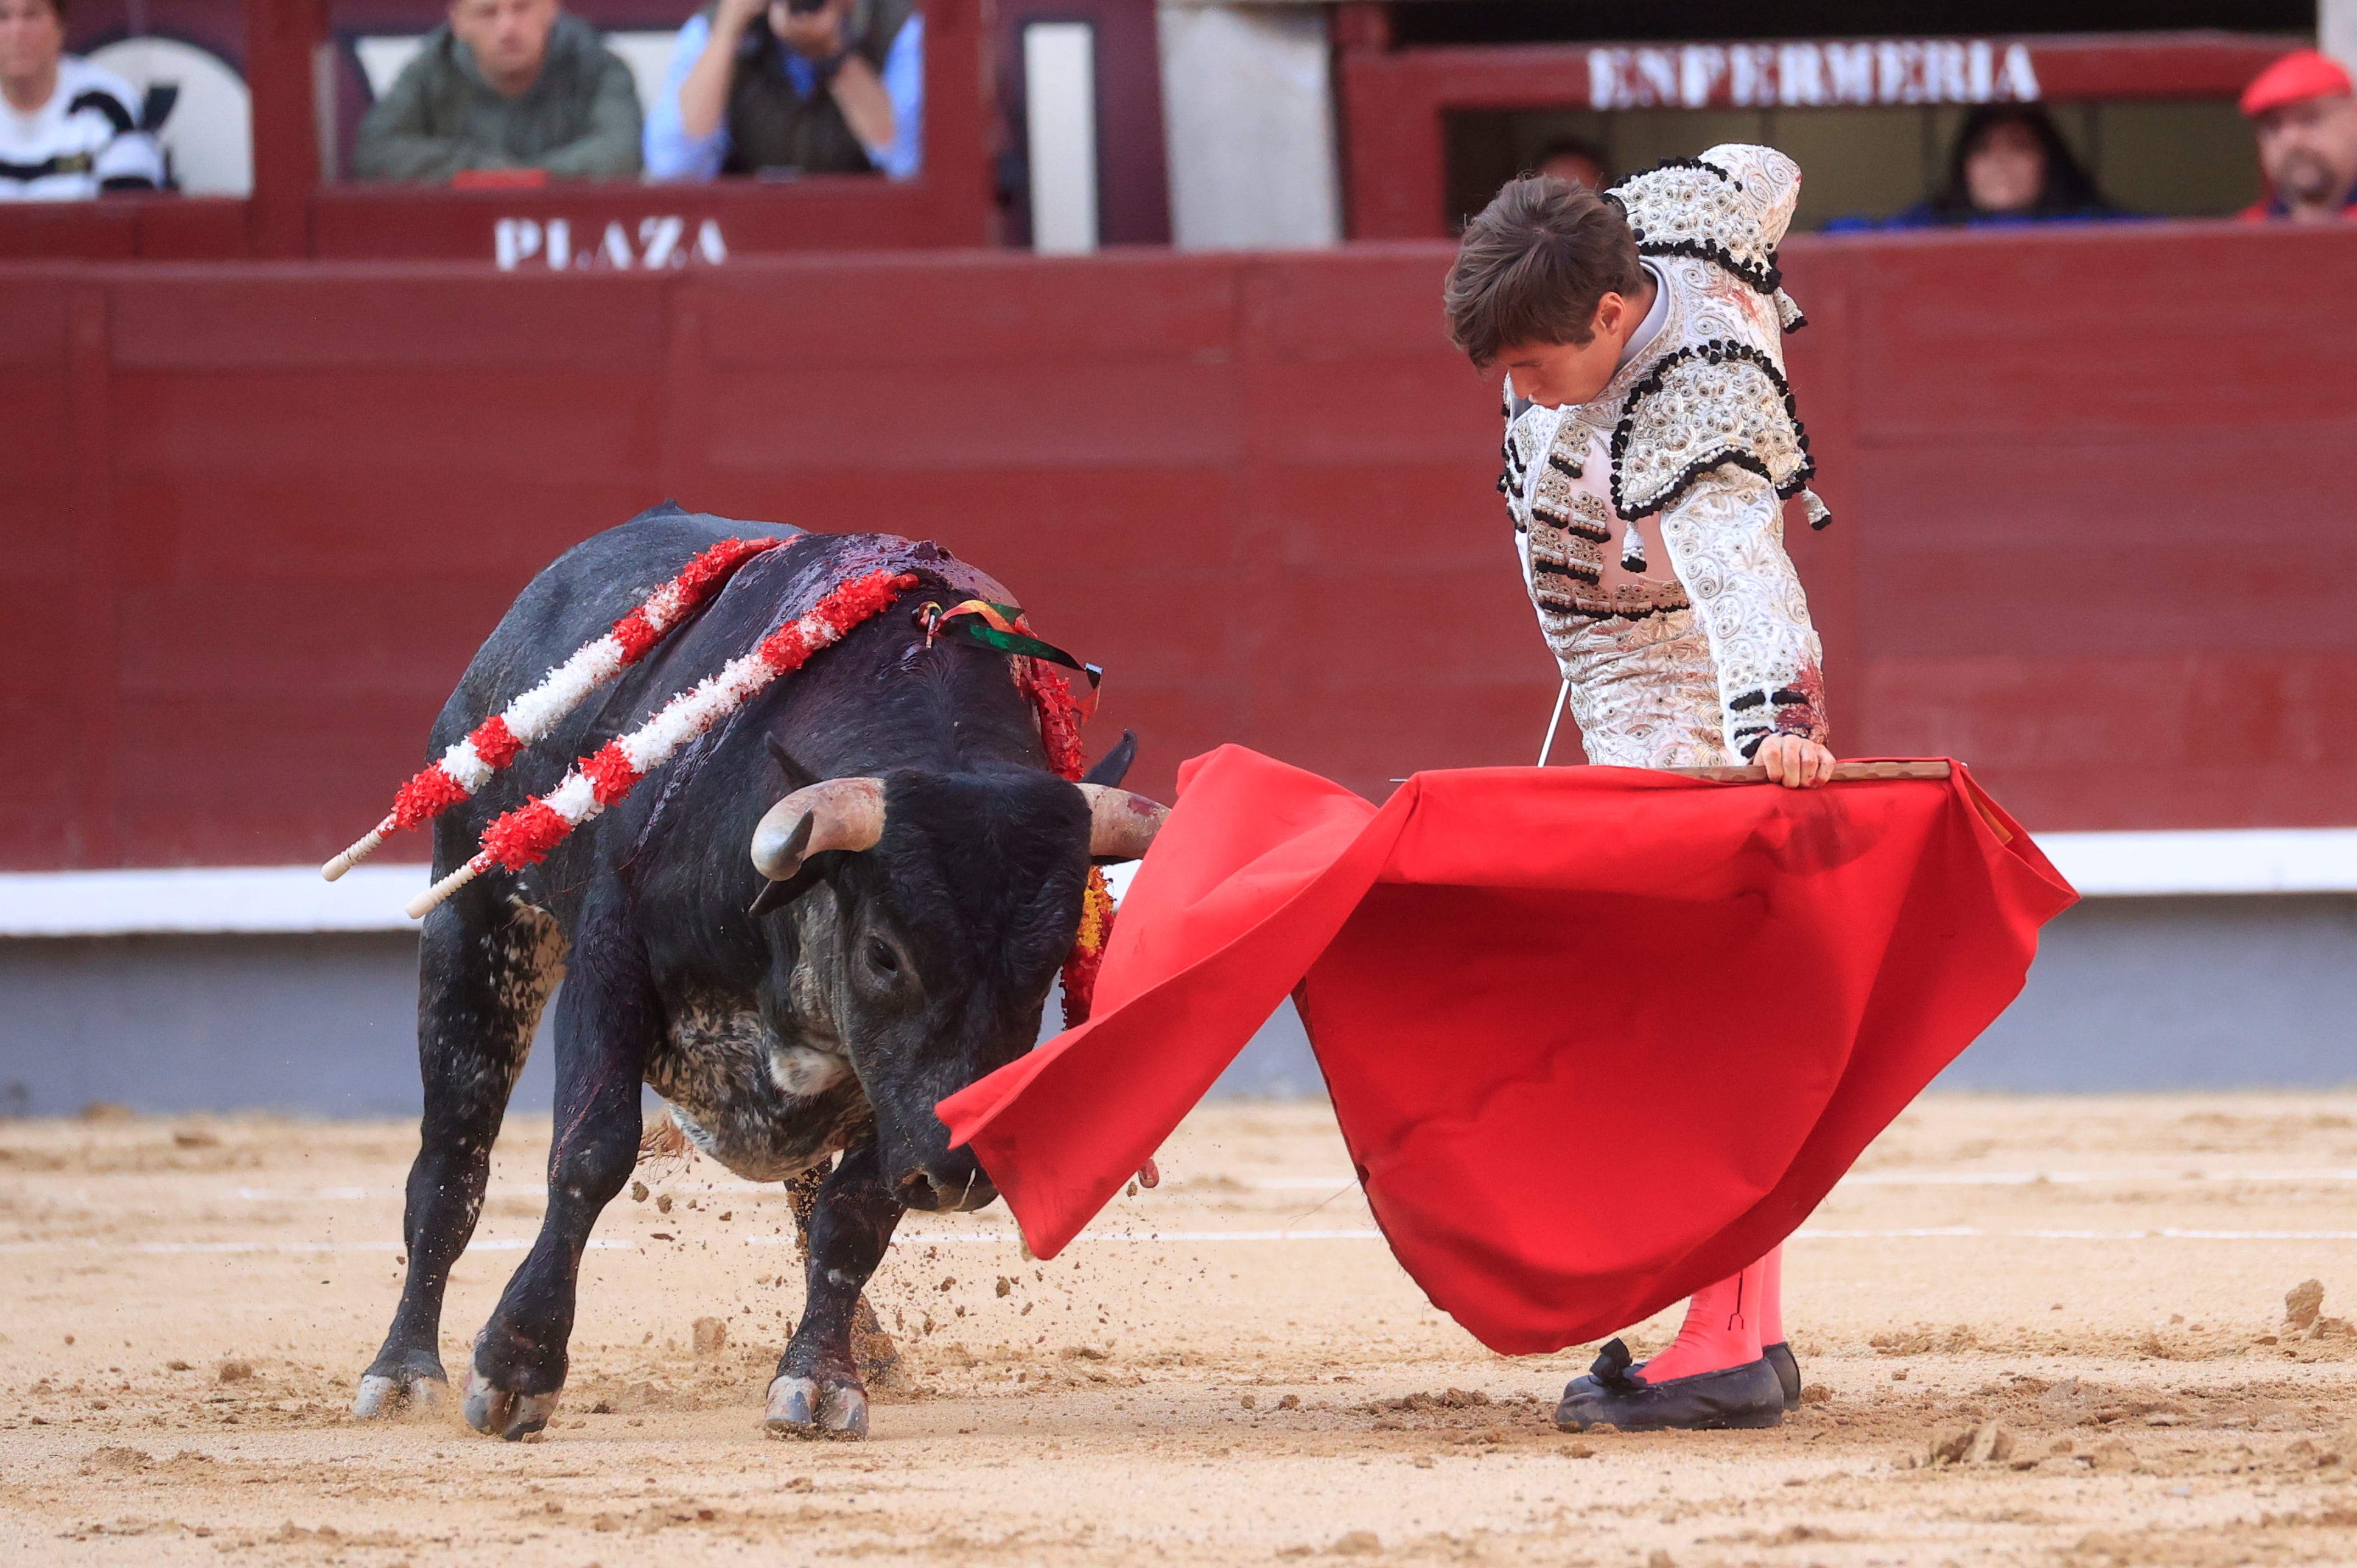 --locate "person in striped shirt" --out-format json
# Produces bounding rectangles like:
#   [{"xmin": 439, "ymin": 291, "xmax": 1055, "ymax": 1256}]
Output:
[{"xmin": 0, "ymin": 0, "xmax": 163, "ymax": 199}]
